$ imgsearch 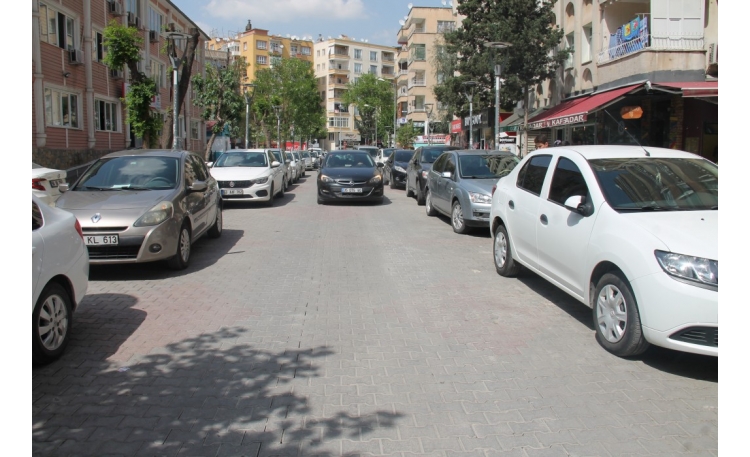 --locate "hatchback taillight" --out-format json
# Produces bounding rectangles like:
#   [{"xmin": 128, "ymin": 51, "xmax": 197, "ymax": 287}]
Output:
[
  {"xmin": 32, "ymin": 178, "xmax": 46, "ymax": 191},
  {"xmin": 74, "ymin": 219, "xmax": 83, "ymax": 239},
  {"xmin": 491, "ymin": 184, "xmax": 497, "ymax": 196}
]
